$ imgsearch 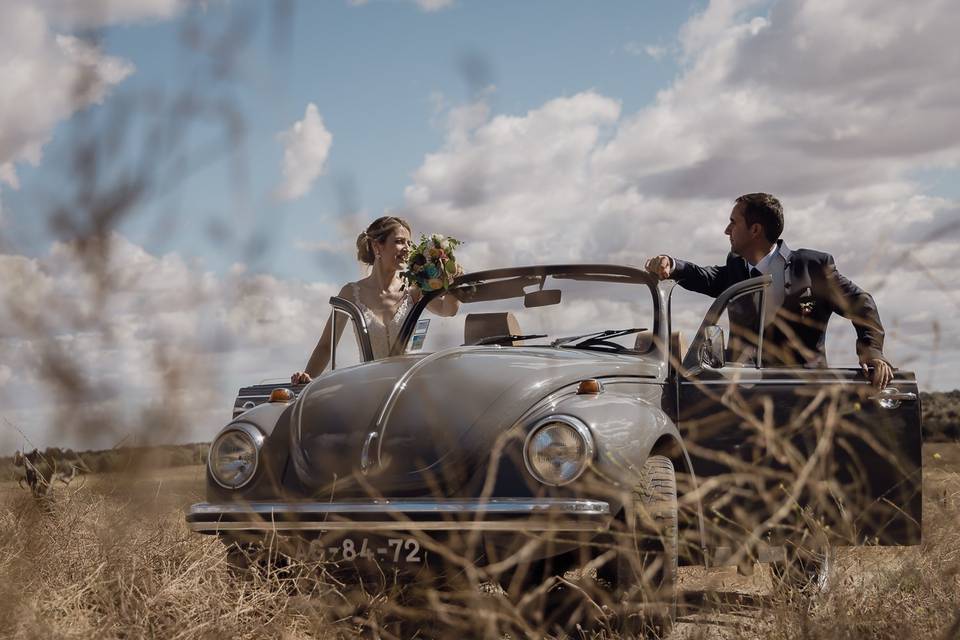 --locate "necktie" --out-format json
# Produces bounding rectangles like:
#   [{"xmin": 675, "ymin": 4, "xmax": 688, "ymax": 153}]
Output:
[{"xmin": 750, "ymin": 267, "xmax": 762, "ymax": 279}]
